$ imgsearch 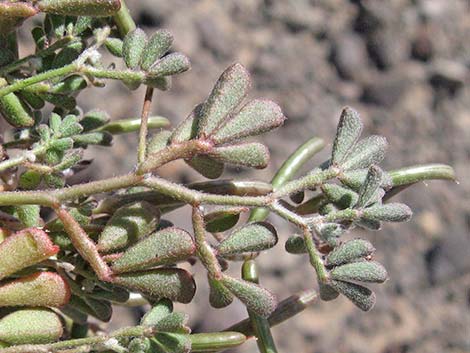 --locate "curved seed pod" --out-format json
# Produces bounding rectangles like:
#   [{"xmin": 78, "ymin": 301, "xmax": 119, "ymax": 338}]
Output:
[
  {"xmin": 326, "ymin": 239, "xmax": 375, "ymax": 266},
  {"xmin": 361, "ymin": 203, "xmax": 412, "ymax": 223},
  {"xmin": 79, "ymin": 109, "xmax": 110, "ymax": 132},
  {"xmin": 216, "ymin": 222, "xmax": 278, "ymax": 256},
  {"xmin": 340, "ymin": 169, "xmax": 393, "ymax": 191},
  {"xmin": 69, "ymin": 295, "xmax": 112, "ymax": 322},
  {"xmin": 211, "ymin": 99, "xmax": 285, "ymax": 144},
  {"xmin": 140, "ymin": 30, "xmax": 173, "ymax": 71},
  {"xmin": 114, "ymin": 268, "xmax": 196, "ymax": 304},
  {"xmin": 123, "ymin": 28, "xmax": 147, "ymax": 70},
  {"xmin": 147, "ymin": 130, "xmax": 172, "ymax": 155},
  {"xmin": 0, "ymin": 92, "xmax": 35, "ymax": 127},
  {"xmin": 185, "ymin": 155, "xmax": 224, "ymax": 179},
  {"xmin": 357, "ymin": 165, "xmax": 383, "ymax": 208},
  {"xmin": 0, "ymin": 272, "xmax": 70, "ymax": 307},
  {"xmin": 97, "ymin": 201, "xmax": 159, "ymax": 253},
  {"xmin": 204, "ymin": 207, "xmax": 247, "ymax": 233},
  {"xmin": 321, "ymin": 184, "xmax": 359, "ymax": 209},
  {"xmin": 319, "ymin": 282, "xmax": 339, "ymax": 301},
  {"xmin": 0, "ymin": 228, "xmax": 59, "ymax": 280},
  {"xmin": 284, "ymin": 234, "xmax": 307, "ymax": 254},
  {"xmin": 198, "ymin": 63, "xmax": 251, "ymax": 136},
  {"xmin": 342, "ymin": 136, "xmax": 388, "ymax": 171},
  {"xmin": 37, "ymin": 0, "xmax": 121, "ymax": 17},
  {"xmin": 330, "ymin": 261, "xmax": 388, "ymax": 283},
  {"xmin": 111, "ymin": 227, "xmax": 196, "ymax": 273},
  {"xmin": 147, "ymin": 53, "xmax": 190, "ymax": 78},
  {"xmin": 105, "ymin": 37, "xmax": 123, "ymax": 57},
  {"xmin": 331, "ymin": 107, "xmax": 363, "ymax": 165},
  {"xmin": 209, "ymin": 277, "xmax": 234, "ymax": 308},
  {"xmin": 141, "ymin": 299, "xmax": 173, "ymax": 326},
  {"xmin": 0, "ymin": 309, "xmax": 63, "ymax": 344},
  {"xmin": 330, "ymin": 280, "xmax": 376, "ymax": 311},
  {"xmin": 221, "ymin": 275, "xmax": 276, "ymax": 318},
  {"xmin": 209, "ymin": 143, "xmax": 270, "ymax": 169}
]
